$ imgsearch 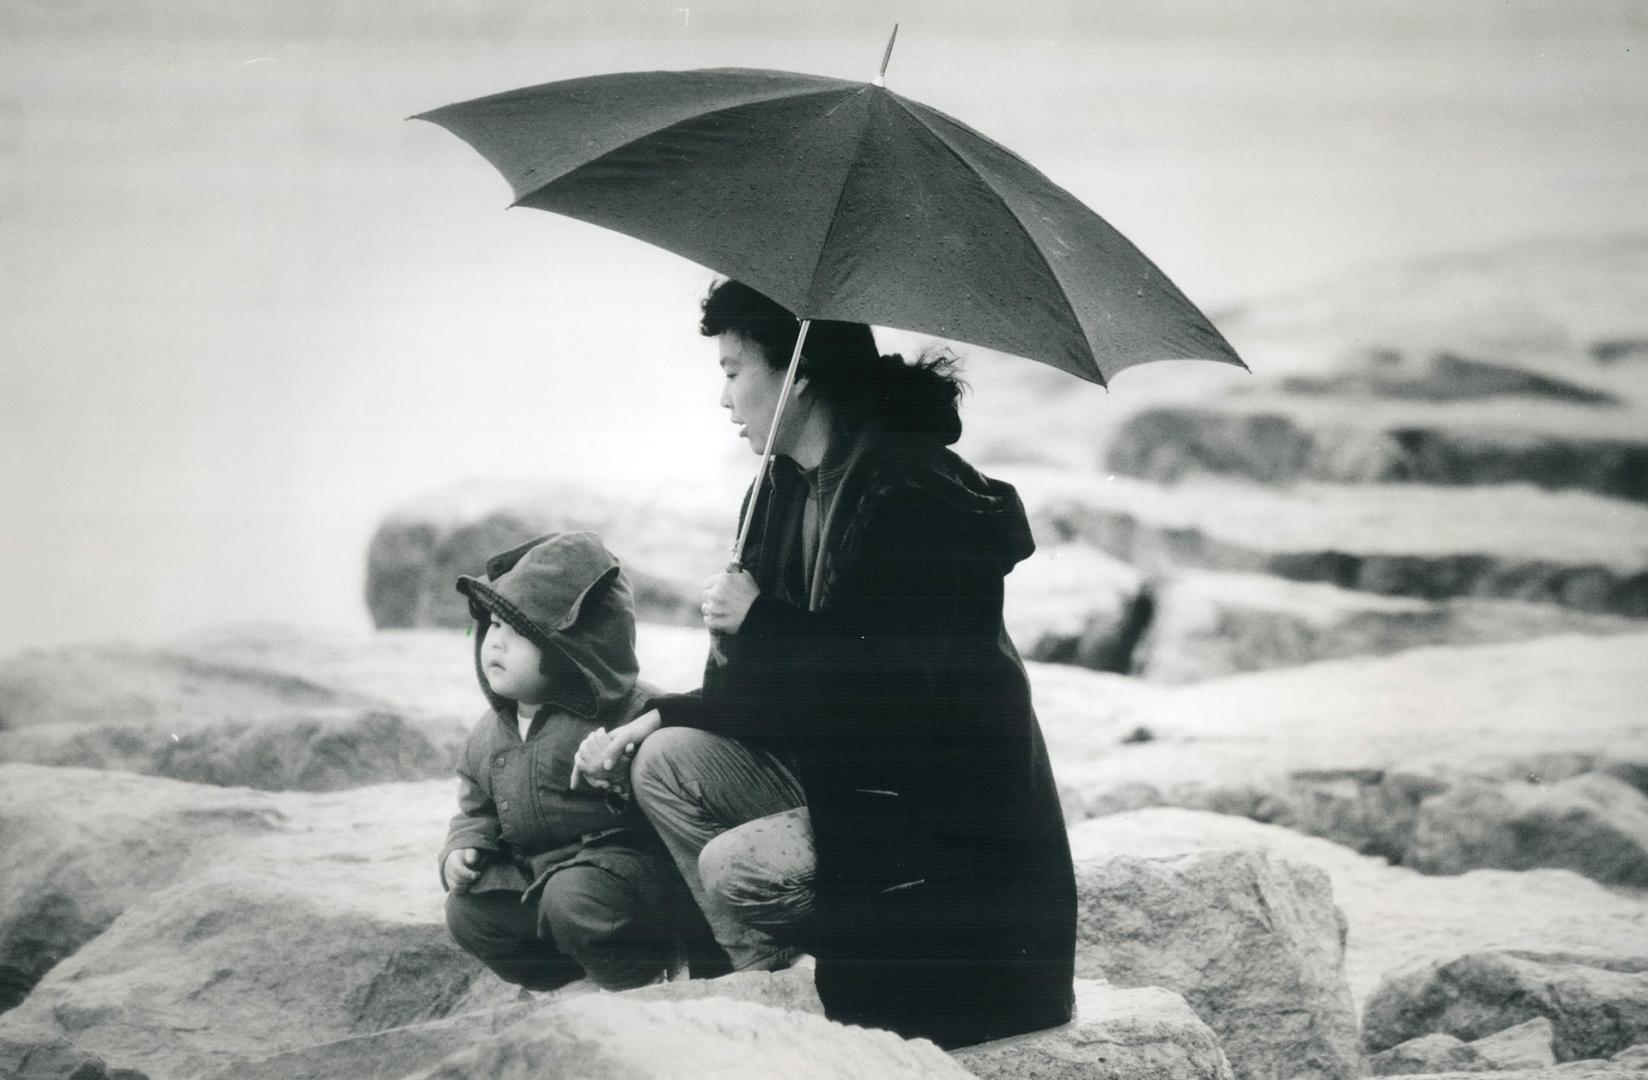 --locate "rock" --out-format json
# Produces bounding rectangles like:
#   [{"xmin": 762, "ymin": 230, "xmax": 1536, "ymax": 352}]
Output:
[
  {"xmin": 1388, "ymin": 1063, "xmax": 1647, "ymax": 1078},
  {"xmin": 1132, "ymin": 570, "xmax": 1639, "ymax": 684},
  {"xmin": 197, "ymin": 1001, "xmax": 538, "ymax": 1080},
  {"xmin": 1067, "ymin": 809, "xmax": 1648, "ymax": 1013},
  {"xmin": 407, "ymin": 993, "xmax": 974, "ymax": 1080},
  {"xmin": 1004, "ymin": 543, "xmax": 1147, "ymax": 671},
  {"xmin": 0, "ymin": 764, "xmax": 292, "ymax": 1013},
  {"xmin": 0, "ymin": 767, "xmax": 491, "ymax": 1078},
  {"xmin": 1611, "ymin": 1043, "xmax": 1648, "ymax": 1066},
  {"xmin": 1009, "ymin": 467, "xmax": 1648, "ymax": 617},
  {"xmin": 1054, "ymin": 634, "xmax": 1648, "ymax": 836},
  {"xmin": 1271, "ymin": 351, "xmax": 1624, "ymax": 405},
  {"xmin": 1073, "ymin": 848, "xmax": 1360, "ymax": 1080},
  {"xmin": 1369, "ymin": 1032, "xmax": 1480, "ymax": 1075},
  {"xmin": 1409, "ymin": 773, "xmax": 1648, "ymax": 886},
  {"xmin": 0, "ymin": 1034, "xmax": 148, "ymax": 1080},
  {"xmin": 364, "ymin": 477, "xmax": 732, "ymax": 630},
  {"xmin": 1369, "ymin": 1019, "xmax": 1558, "ymax": 1076},
  {"xmin": 1105, "ymin": 397, "xmax": 1648, "ymax": 503},
  {"xmin": 0, "ymin": 642, "xmax": 465, "ymax": 791},
  {"xmin": 955, "ymin": 979, "xmax": 1234, "ymax": 1080},
  {"xmin": 1362, "ymin": 950, "xmax": 1648, "ymax": 1062},
  {"xmin": 1476, "ymin": 1018, "xmax": 1560, "ymax": 1072},
  {"xmin": 0, "ymin": 831, "xmax": 486, "ymax": 1080}
]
